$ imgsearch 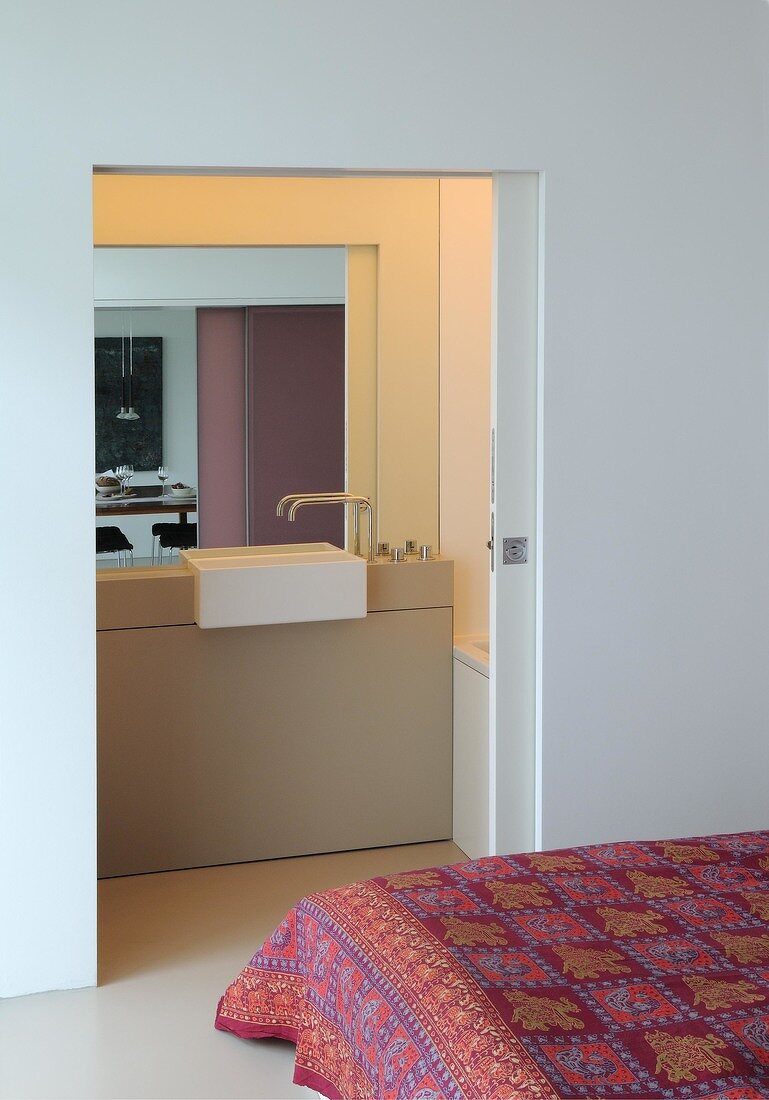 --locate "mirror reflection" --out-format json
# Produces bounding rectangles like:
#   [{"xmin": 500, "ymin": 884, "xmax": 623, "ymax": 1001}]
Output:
[
  {"xmin": 95, "ymin": 305, "xmax": 198, "ymax": 566},
  {"xmin": 95, "ymin": 247, "xmax": 352, "ymax": 568}
]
